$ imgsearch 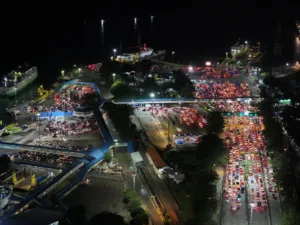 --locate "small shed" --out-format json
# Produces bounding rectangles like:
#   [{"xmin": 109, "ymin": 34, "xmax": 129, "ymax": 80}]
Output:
[{"xmin": 130, "ymin": 152, "xmax": 143, "ymax": 166}]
